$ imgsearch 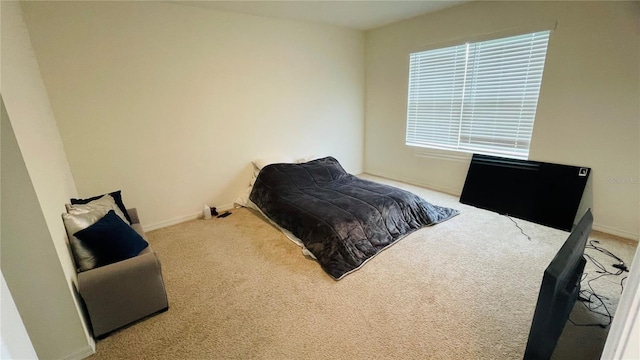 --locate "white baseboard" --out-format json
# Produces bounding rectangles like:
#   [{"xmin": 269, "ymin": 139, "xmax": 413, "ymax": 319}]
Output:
[
  {"xmin": 143, "ymin": 203, "xmax": 235, "ymax": 232},
  {"xmin": 144, "ymin": 212, "xmax": 200, "ymax": 232},
  {"xmin": 62, "ymin": 344, "xmax": 95, "ymax": 360},
  {"xmin": 593, "ymin": 222, "xmax": 640, "ymax": 242}
]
